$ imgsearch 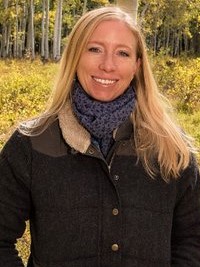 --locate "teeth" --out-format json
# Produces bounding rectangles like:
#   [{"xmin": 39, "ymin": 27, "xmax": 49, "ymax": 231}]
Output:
[{"xmin": 93, "ymin": 77, "xmax": 116, "ymax": 85}]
